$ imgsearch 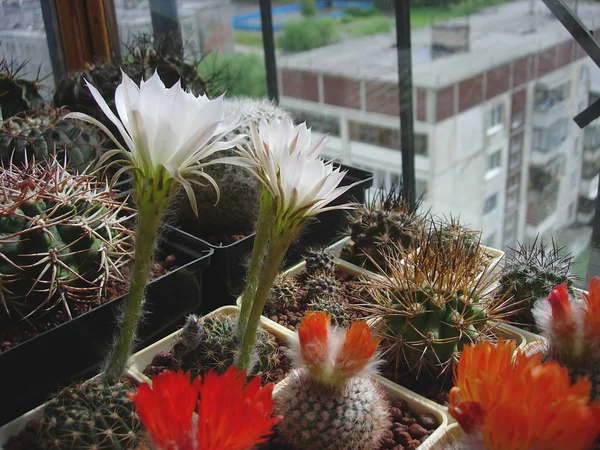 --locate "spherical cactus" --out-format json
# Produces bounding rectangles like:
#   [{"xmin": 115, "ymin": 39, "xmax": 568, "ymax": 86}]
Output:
[
  {"xmin": 344, "ymin": 183, "xmax": 426, "ymax": 271},
  {"xmin": 175, "ymin": 96, "xmax": 292, "ymax": 236},
  {"xmin": 265, "ymin": 273, "xmax": 299, "ymax": 316},
  {"xmin": 305, "ymin": 273, "xmax": 339, "ymax": 301},
  {"xmin": 174, "ymin": 313, "xmax": 279, "ymax": 380},
  {"xmin": 307, "ymin": 296, "xmax": 350, "ymax": 327},
  {"xmin": 365, "ymin": 238, "xmax": 511, "ymax": 378},
  {"xmin": 498, "ymin": 237, "xmax": 575, "ymax": 330},
  {"xmin": 274, "ymin": 312, "xmax": 391, "ymax": 450},
  {"xmin": 532, "ymin": 279, "xmax": 600, "ymax": 399},
  {"xmin": 0, "ymin": 157, "xmax": 134, "ymax": 320},
  {"xmin": 304, "ymin": 247, "xmax": 336, "ymax": 277},
  {"xmin": 0, "ymin": 58, "xmax": 44, "ymax": 120},
  {"xmin": 429, "ymin": 216, "xmax": 482, "ymax": 261},
  {"xmin": 0, "ymin": 108, "xmax": 107, "ymax": 173},
  {"xmin": 36, "ymin": 379, "xmax": 144, "ymax": 450}
]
